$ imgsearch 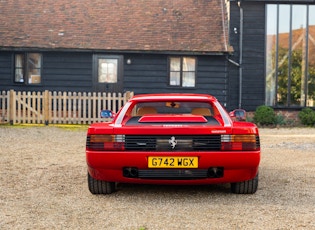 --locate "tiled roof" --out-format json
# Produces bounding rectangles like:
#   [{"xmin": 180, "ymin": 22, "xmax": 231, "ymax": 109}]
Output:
[{"xmin": 0, "ymin": 0, "xmax": 232, "ymax": 53}]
